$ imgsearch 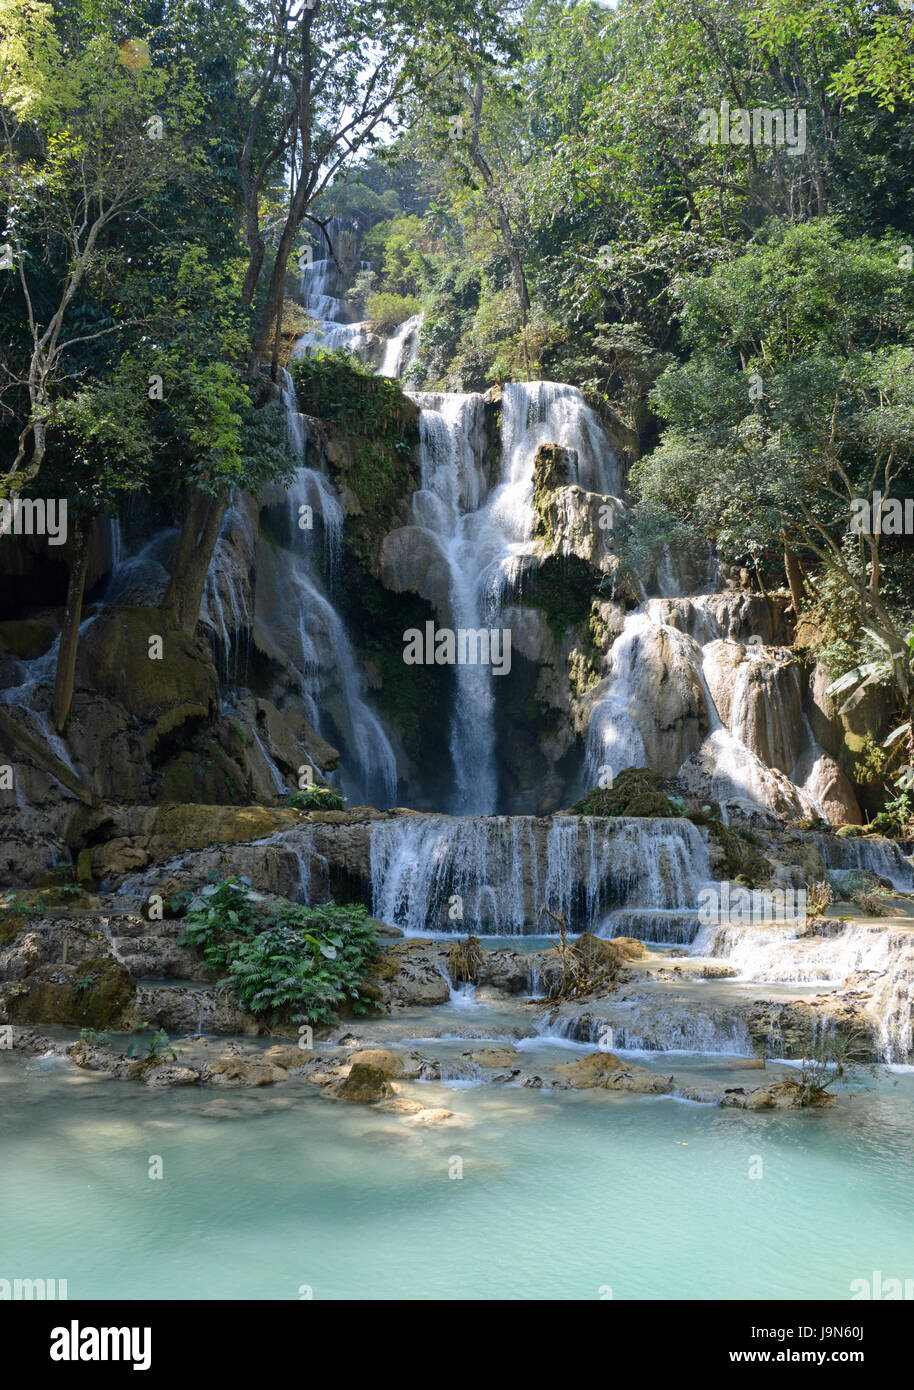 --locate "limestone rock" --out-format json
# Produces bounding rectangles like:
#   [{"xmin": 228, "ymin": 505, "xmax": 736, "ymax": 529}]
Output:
[
  {"xmin": 801, "ymin": 753, "xmax": 862, "ymax": 827},
  {"xmin": 555, "ymin": 1051, "xmax": 673, "ymax": 1094},
  {"xmin": 346, "ymin": 1047, "xmax": 407, "ymax": 1078},
  {"xmin": 74, "ymin": 606, "xmax": 219, "ymax": 754},
  {"xmin": 205, "ymin": 1056, "xmax": 289, "ymax": 1087},
  {"xmin": 333, "ymin": 1062, "xmax": 393, "ymax": 1103}
]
